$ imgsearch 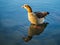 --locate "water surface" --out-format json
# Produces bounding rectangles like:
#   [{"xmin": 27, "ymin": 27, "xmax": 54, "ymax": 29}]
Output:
[{"xmin": 0, "ymin": 0, "xmax": 60, "ymax": 45}]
